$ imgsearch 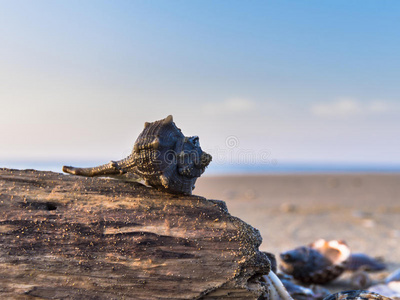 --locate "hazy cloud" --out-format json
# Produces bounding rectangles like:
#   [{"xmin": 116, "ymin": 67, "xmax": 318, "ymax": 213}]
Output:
[
  {"xmin": 202, "ymin": 98, "xmax": 256, "ymax": 115},
  {"xmin": 310, "ymin": 98, "xmax": 393, "ymax": 117}
]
